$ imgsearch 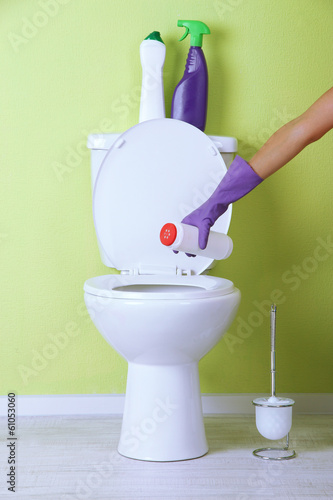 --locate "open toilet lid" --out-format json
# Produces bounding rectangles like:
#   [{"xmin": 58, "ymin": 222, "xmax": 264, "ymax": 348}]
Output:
[{"xmin": 93, "ymin": 118, "xmax": 232, "ymax": 275}]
